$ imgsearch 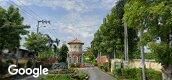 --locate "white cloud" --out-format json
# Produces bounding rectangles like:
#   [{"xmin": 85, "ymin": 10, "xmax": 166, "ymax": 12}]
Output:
[
  {"xmin": 9, "ymin": 0, "xmax": 118, "ymax": 48},
  {"xmin": 100, "ymin": 0, "xmax": 118, "ymax": 10},
  {"xmin": 17, "ymin": 0, "xmax": 88, "ymax": 13},
  {"xmin": 56, "ymin": 12, "xmax": 100, "ymax": 39},
  {"xmin": 16, "ymin": 0, "xmax": 118, "ymax": 13}
]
